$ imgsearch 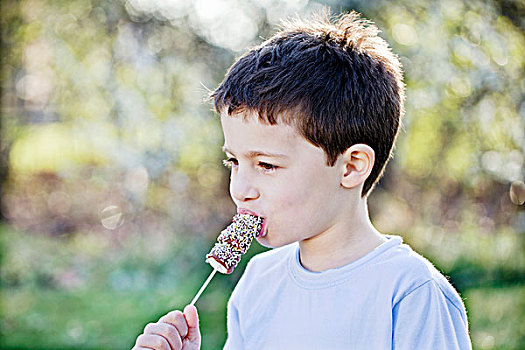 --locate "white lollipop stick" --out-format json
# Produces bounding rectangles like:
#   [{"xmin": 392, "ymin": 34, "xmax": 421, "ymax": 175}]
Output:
[{"xmin": 190, "ymin": 268, "xmax": 218, "ymax": 306}]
